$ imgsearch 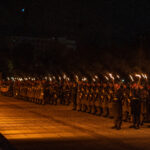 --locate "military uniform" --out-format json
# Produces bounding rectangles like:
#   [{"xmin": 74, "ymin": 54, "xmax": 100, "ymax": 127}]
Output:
[
  {"xmin": 140, "ymin": 88, "xmax": 148, "ymax": 125},
  {"xmin": 102, "ymin": 85, "xmax": 109, "ymax": 117},
  {"xmin": 130, "ymin": 88, "xmax": 141, "ymax": 129},
  {"xmin": 112, "ymin": 86, "xmax": 123, "ymax": 130}
]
